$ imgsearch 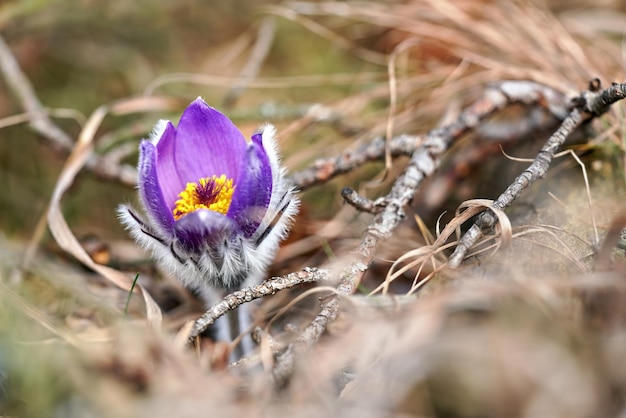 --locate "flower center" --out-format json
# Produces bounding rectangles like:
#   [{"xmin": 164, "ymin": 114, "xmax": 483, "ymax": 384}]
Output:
[{"xmin": 172, "ymin": 174, "xmax": 235, "ymax": 220}]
